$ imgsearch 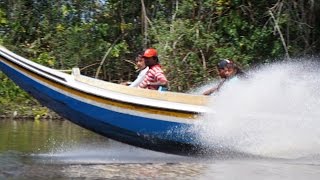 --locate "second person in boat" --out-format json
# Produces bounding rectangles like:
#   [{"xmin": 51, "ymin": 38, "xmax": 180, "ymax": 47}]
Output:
[
  {"xmin": 139, "ymin": 48, "xmax": 168, "ymax": 91},
  {"xmin": 123, "ymin": 52, "xmax": 149, "ymax": 87},
  {"xmin": 203, "ymin": 59, "xmax": 246, "ymax": 95}
]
